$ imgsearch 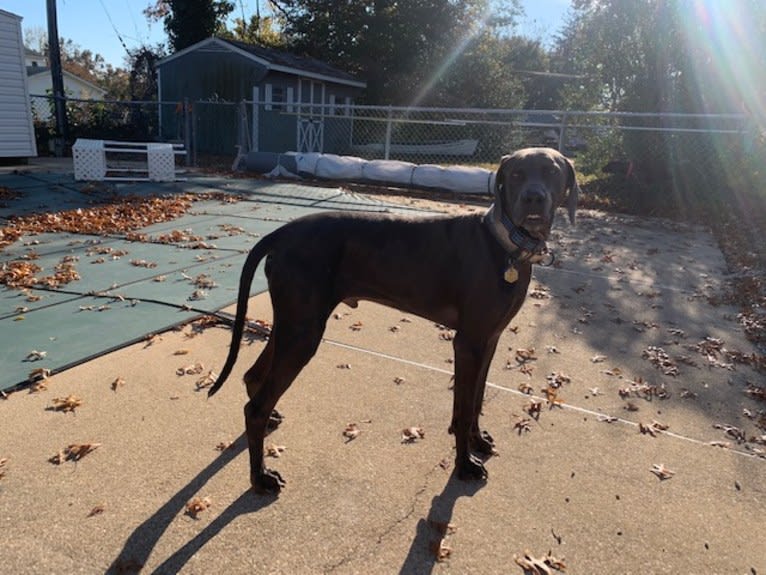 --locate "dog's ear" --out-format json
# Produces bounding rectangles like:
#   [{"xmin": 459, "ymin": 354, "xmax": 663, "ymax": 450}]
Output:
[
  {"xmin": 560, "ymin": 155, "xmax": 580, "ymax": 225},
  {"xmin": 495, "ymin": 154, "xmax": 514, "ymax": 199}
]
